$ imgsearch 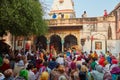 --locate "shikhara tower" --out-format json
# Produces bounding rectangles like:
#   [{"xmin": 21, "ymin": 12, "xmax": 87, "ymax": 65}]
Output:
[{"xmin": 49, "ymin": 0, "xmax": 75, "ymax": 19}]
